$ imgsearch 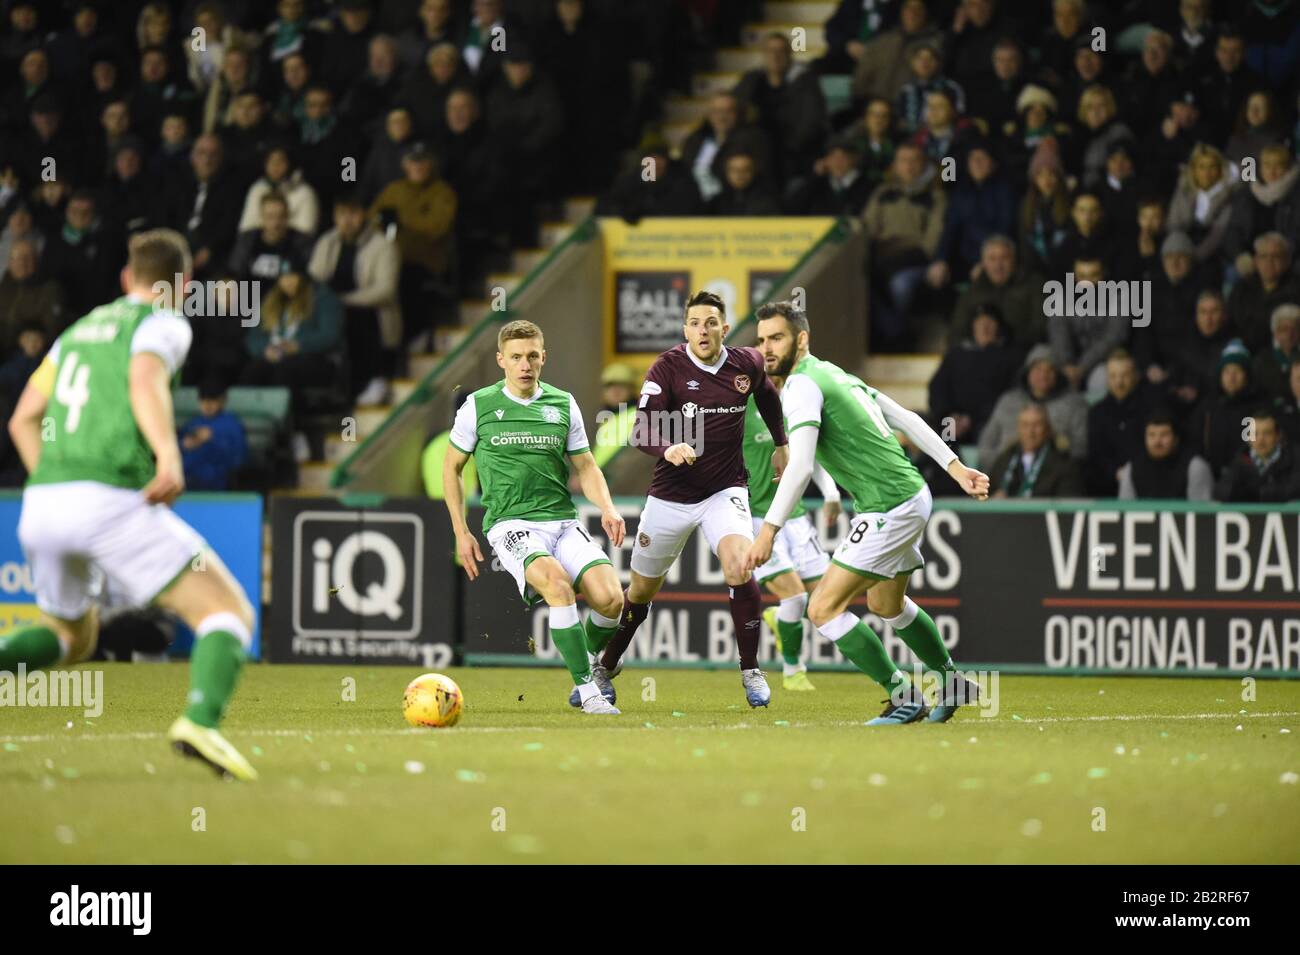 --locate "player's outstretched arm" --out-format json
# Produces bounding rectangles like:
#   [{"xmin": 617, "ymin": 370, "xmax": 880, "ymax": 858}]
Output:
[
  {"xmin": 442, "ymin": 444, "xmax": 484, "ymax": 579},
  {"xmin": 745, "ymin": 426, "xmax": 819, "ymax": 572},
  {"xmin": 875, "ymin": 389, "xmax": 989, "ymax": 500},
  {"xmin": 569, "ymin": 450, "xmax": 625, "ymax": 546},
  {"xmin": 129, "ymin": 352, "xmax": 184, "ymax": 505},
  {"xmin": 7, "ymin": 362, "xmax": 51, "ymax": 475}
]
